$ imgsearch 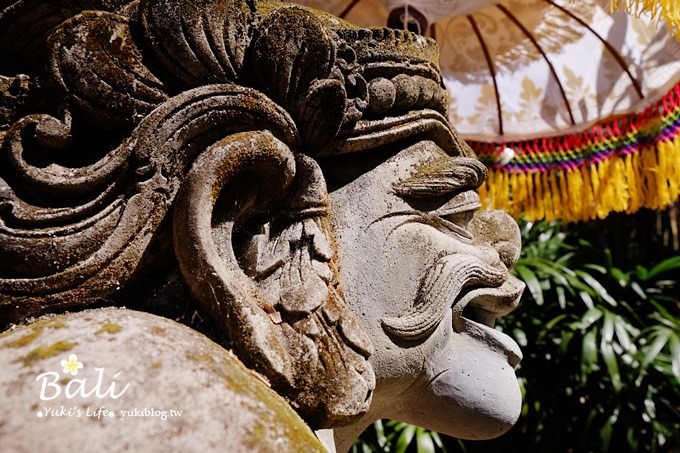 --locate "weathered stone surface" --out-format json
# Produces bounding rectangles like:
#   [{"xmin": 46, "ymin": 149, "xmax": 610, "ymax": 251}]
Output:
[
  {"xmin": 325, "ymin": 141, "xmax": 524, "ymax": 451},
  {"xmin": 0, "ymin": 0, "xmax": 525, "ymax": 450},
  {"xmin": 1, "ymin": 0, "xmax": 381, "ymax": 426},
  {"xmin": 0, "ymin": 308, "xmax": 325, "ymax": 452}
]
